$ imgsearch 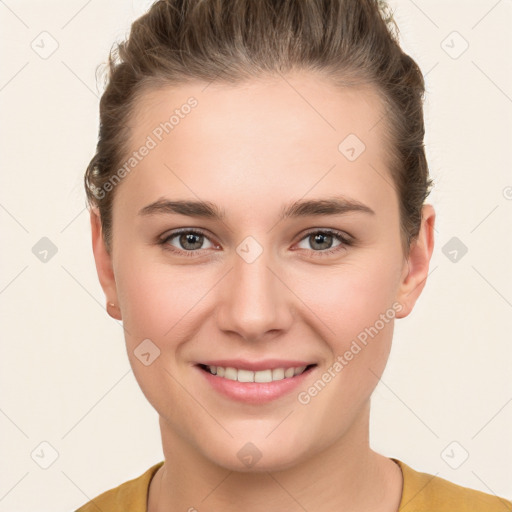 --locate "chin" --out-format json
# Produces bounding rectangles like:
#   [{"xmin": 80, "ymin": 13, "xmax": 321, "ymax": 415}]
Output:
[{"xmin": 203, "ymin": 438, "xmax": 311, "ymax": 473}]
